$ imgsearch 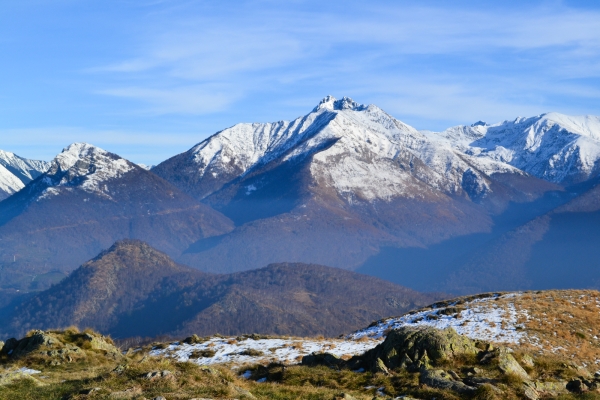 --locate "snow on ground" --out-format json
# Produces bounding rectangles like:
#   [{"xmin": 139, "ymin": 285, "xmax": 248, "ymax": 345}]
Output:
[
  {"xmin": 150, "ymin": 293, "xmax": 533, "ymax": 368},
  {"xmin": 348, "ymin": 293, "xmax": 528, "ymax": 344},
  {"xmin": 149, "ymin": 336, "xmax": 379, "ymax": 368}
]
